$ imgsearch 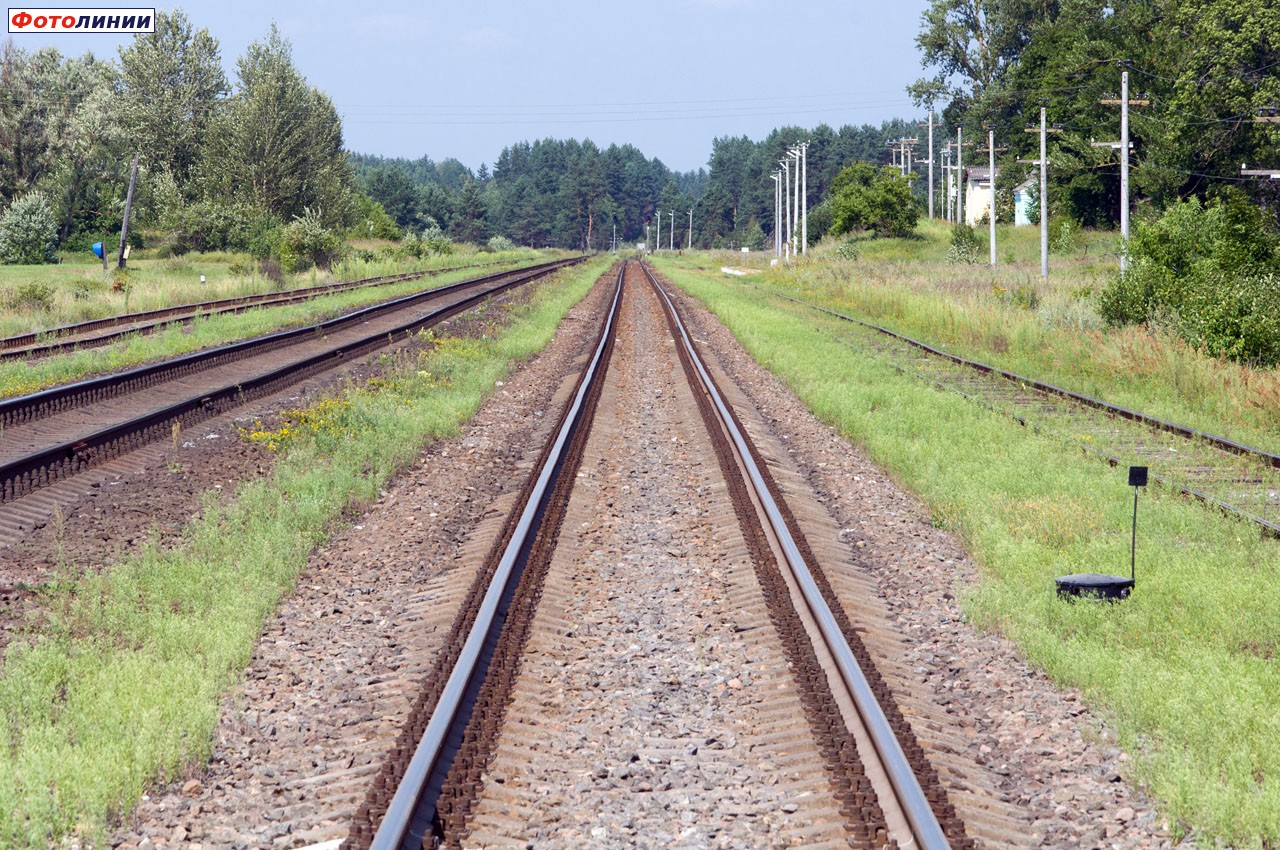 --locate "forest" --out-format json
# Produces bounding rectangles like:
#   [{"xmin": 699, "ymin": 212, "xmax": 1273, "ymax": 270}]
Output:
[
  {"xmin": 0, "ymin": 8, "xmax": 923, "ymax": 258},
  {"xmin": 0, "ymin": 3, "xmax": 1278, "ymax": 261}
]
